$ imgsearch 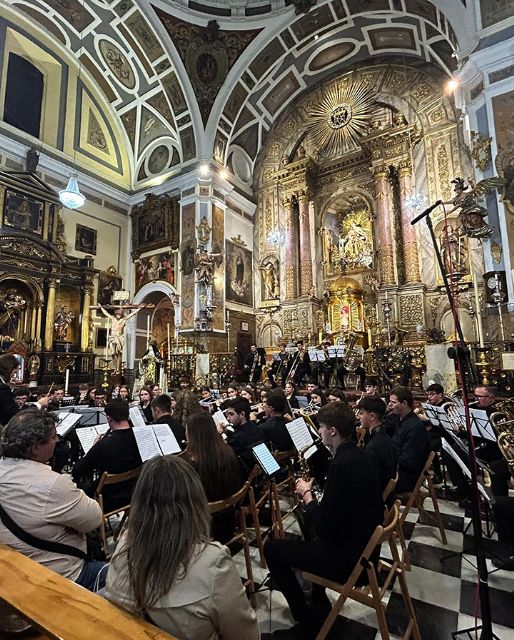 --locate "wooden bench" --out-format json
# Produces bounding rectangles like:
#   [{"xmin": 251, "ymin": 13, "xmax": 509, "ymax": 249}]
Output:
[{"xmin": 0, "ymin": 544, "xmax": 177, "ymax": 640}]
